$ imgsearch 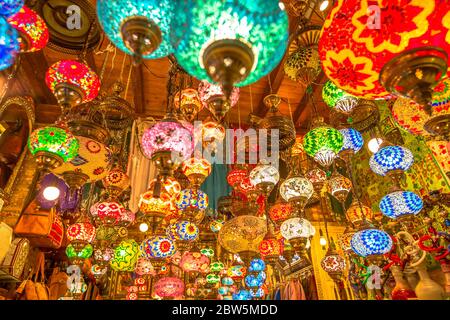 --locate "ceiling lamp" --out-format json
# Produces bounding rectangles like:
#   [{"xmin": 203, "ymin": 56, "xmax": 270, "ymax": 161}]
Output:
[
  {"xmin": 337, "ymin": 228, "xmax": 355, "ymax": 255},
  {"xmin": 327, "ymin": 172, "xmax": 352, "ymax": 203},
  {"xmin": 175, "ymin": 188, "xmax": 208, "ymax": 223},
  {"xmin": 181, "ymin": 157, "xmax": 212, "ymax": 188},
  {"xmin": 141, "ymin": 118, "xmax": 194, "ymax": 176},
  {"xmin": 303, "ymin": 118, "xmax": 344, "ymax": 168},
  {"xmin": 171, "ymin": 0, "xmax": 288, "ymax": 97},
  {"xmin": 392, "ymin": 78, "xmax": 450, "ymax": 139},
  {"xmin": 351, "ymin": 229, "xmax": 393, "ymax": 263},
  {"xmin": 45, "ymin": 60, "xmax": 100, "ymax": 110},
  {"xmin": 367, "ymin": 137, "xmax": 383, "ymax": 154},
  {"xmin": 96, "ymin": 0, "xmax": 174, "ymax": 63},
  {"xmin": 322, "ymin": 81, "xmax": 358, "ymax": 114},
  {"xmin": 218, "ymin": 215, "xmax": 267, "ymax": 264},
  {"xmin": 174, "ymin": 88, "xmax": 203, "ymax": 122},
  {"xmin": 245, "ymin": 271, "xmax": 266, "ymax": 289},
  {"xmin": 92, "ymin": 201, "xmax": 126, "ymax": 226},
  {"xmin": 0, "ymin": 15, "xmax": 18, "ymax": 71},
  {"xmin": 268, "ymin": 201, "xmax": 293, "ymax": 225},
  {"xmin": 28, "ymin": 125, "xmax": 79, "ymax": 171},
  {"xmin": 110, "ymin": 239, "xmax": 140, "ymax": 272},
  {"xmin": 339, "ymin": 128, "xmax": 364, "ymax": 161},
  {"xmin": 148, "ymin": 177, "xmax": 181, "ymax": 198},
  {"xmin": 379, "ymin": 190, "xmax": 423, "ymax": 220},
  {"xmin": 155, "ymin": 276, "xmax": 185, "ymax": 299},
  {"xmin": 321, "ymin": 248, "xmax": 346, "ymax": 282},
  {"xmin": 179, "ymin": 251, "xmax": 210, "ymax": 273},
  {"xmin": 227, "ymin": 165, "xmax": 249, "ymax": 190},
  {"xmin": 248, "ymin": 258, "xmax": 266, "ymax": 273},
  {"xmin": 0, "ymin": 0, "xmax": 23, "ymax": 17},
  {"xmin": 369, "ymin": 146, "xmax": 414, "ymax": 183},
  {"xmin": 53, "ymin": 136, "xmax": 112, "ymax": 190},
  {"xmin": 140, "ymin": 235, "xmax": 176, "ymax": 269},
  {"xmin": 259, "ymin": 235, "xmax": 283, "ymax": 266},
  {"xmin": 233, "ymin": 288, "xmax": 252, "ymax": 301},
  {"xmin": 135, "ymin": 257, "xmax": 156, "ymax": 276},
  {"xmin": 93, "ymin": 247, "xmax": 115, "ymax": 267},
  {"xmin": 280, "ymin": 176, "xmax": 314, "ymax": 211},
  {"xmin": 227, "ymin": 264, "xmax": 247, "ymax": 282},
  {"xmin": 305, "ymin": 168, "xmax": 327, "ymax": 192},
  {"xmin": 202, "ymin": 121, "xmax": 226, "ymax": 154},
  {"xmin": 167, "ymin": 220, "xmax": 199, "ymax": 251},
  {"xmin": 7, "ymin": 5, "xmax": 49, "ymax": 52},
  {"xmin": 280, "ymin": 217, "xmax": 315, "ymax": 257},
  {"xmin": 198, "ymin": 81, "xmax": 240, "ymax": 120},
  {"xmin": 345, "ymin": 201, "xmax": 374, "ymax": 229},
  {"xmin": 284, "ymin": 25, "xmax": 322, "ymax": 87},
  {"xmin": 139, "ymin": 190, "xmax": 173, "ymax": 230},
  {"xmin": 103, "ymin": 168, "xmax": 131, "ymax": 199},
  {"xmin": 66, "ymin": 221, "xmax": 96, "ymax": 265},
  {"xmin": 249, "ymin": 163, "xmax": 280, "ymax": 196},
  {"xmin": 319, "ymin": 1, "xmax": 450, "ymax": 104}
]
